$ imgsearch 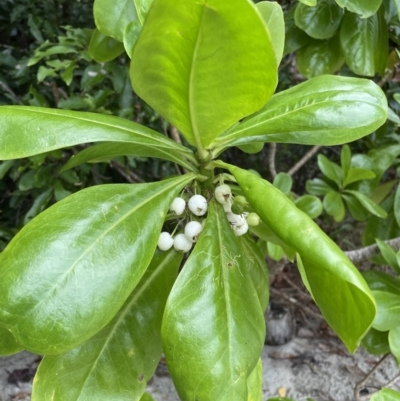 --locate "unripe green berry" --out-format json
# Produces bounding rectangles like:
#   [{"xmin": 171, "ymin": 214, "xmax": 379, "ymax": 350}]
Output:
[
  {"xmin": 234, "ymin": 195, "xmax": 247, "ymax": 206},
  {"xmin": 246, "ymin": 212, "xmax": 260, "ymax": 226},
  {"xmin": 231, "ymin": 202, "xmax": 244, "ymax": 215}
]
